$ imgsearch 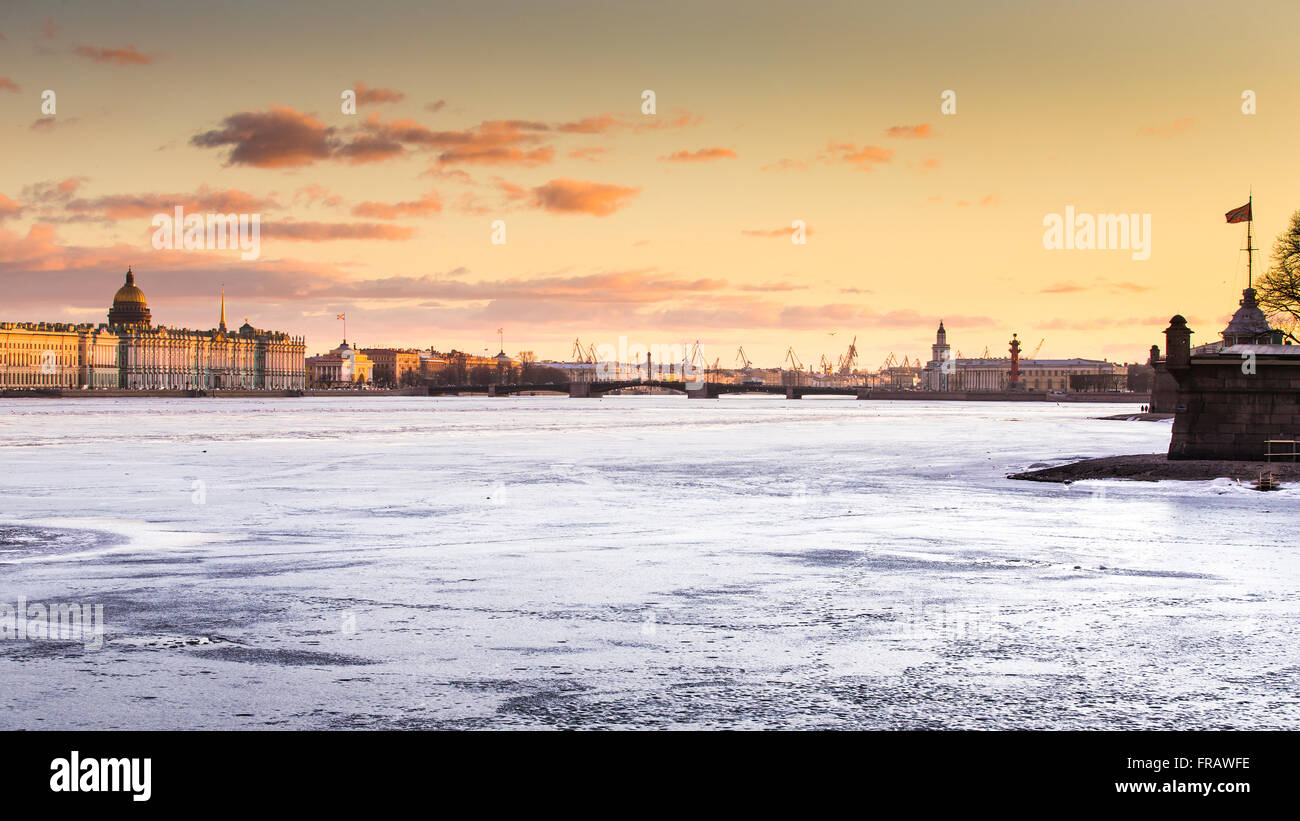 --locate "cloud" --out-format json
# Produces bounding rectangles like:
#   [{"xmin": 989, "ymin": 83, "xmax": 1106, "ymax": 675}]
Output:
[
  {"xmin": 0, "ymin": 226, "xmax": 744, "ymax": 345},
  {"xmin": 351, "ymin": 192, "xmax": 442, "ymax": 219},
  {"xmin": 421, "ymin": 166, "xmax": 476, "ymax": 185},
  {"xmin": 1138, "ymin": 117, "xmax": 1196, "ymax": 139},
  {"xmin": 55, "ymin": 185, "xmax": 279, "ymax": 223},
  {"xmin": 438, "ymin": 144, "xmax": 554, "ymax": 166},
  {"xmin": 0, "ymin": 223, "xmax": 345, "ymax": 300},
  {"xmin": 568, "ymin": 147, "xmax": 607, "ymax": 161},
  {"xmin": 192, "ymin": 107, "xmax": 336, "ymax": 168},
  {"xmin": 885, "ymin": 124, "xmax": 932, "ymax": 139},
  {"xmin": 662, "ymin": 147, "xmax": 738, "ymax": 163},
  {"xmin": 30, "ymin": 117, "xmax": 80, "ymax": 132},
  {"xmin": 634, "ymin": 109, "xmax": 702, "ymax": 132},
  {"xmin": 496, "ymin": 180, "xmax": 529, "ymax": 201},
  {"xmin": 776, "ymin": 305, "xmax": 996, "ymax": 331},
  {"xmin": 822, "ymin": 141, "xmax": 893, "ymax": 170},
  {"xmin": 0, "ymin": 194, "xmax": 23, "ymax": 222},
  {"xmin": 741, "ymin": 225, "xmax": 812, "ymax": 238},
  {"xmin": 260, "ymin": 221, "xmax": 416, "ymax": 241},
  {"xmin": 2, "ymin": 222, "xmax": 1024, "ymax": 348},
  {"xmin": 192, "ymin": 106, "xmax": 695, "ymax": 172},
  {"xmin": 334, "ymin": 134, "xmax": 405, "ymax": 164},
  {"xmin": 293, "ymin": 184, "xmax": 343, "ymax": 208},
  {"xmin": 72, "ymin": 44, "xmax": 154, "ymax": 65},
  {"xmin": 424, "ymin": 100, "xmax": 447, "ymax": 113},
  {"xmin": 453, "ymin": 191, "xmax": 493, "ymax": 216},
  {"xmin": 354, "ymin": 82, "xmax": 405, "ymax": 105},
  {"xmin": 42, "ymin": 17, "xmax": 58, "ymax": 39},
  {"xmin": 1038, "ymin": 316, "xmax": 1171, "ymax": 331},
  {"xmin": 736, "ymin": 281, "xmax": 807, "ymax": 292},
  {"xmin": 20, "ymin": 177, "xmax": 89, "ymax": 206},
  {"xmin": 0, "ymin": 77, "xmax": 19, "ymax": 93},
  {"xmin": 1040, "ymin": 281, "xmax": 1086, "ymax": 293},
  {"xmin": 365, "ymin": 115, "xmax": 554, "ymax": 166},
  {"xmin": 555, "ymin": 114, "xmax": 622, "ymax": 134},
  {"xmin": 1111, "ymin": 281, "xmax": 1151, "ymax": 293},
  {"xmin": 531, "ymin": 179, "xmax": 639, "ymax": 216},
  {"xmin": 908, "ymin": 157, "xmax": 941, "ymax": 173},
  {"xmin": 761, "ymin": 158, "xmax": 807, "ymax": 172}
]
